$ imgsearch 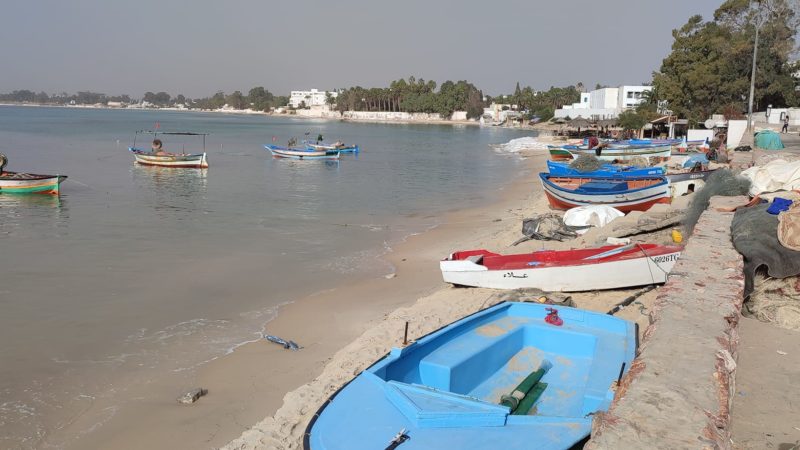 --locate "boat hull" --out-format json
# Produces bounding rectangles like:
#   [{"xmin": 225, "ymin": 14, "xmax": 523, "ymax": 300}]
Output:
[
  {"xmin": 0, "ymin": 173, "xmax": 66, "ymax": 195},
  {"xmin": 540, "ymin": 173, "xmax": 671, "ymax": 213},
  {"xmin": 549, "ymin": 145, "xmax": 672, "ymax": 162},
  {"xmin": 265, "ymin": 145, "xmax": 341, "ymax": 160},
  {"xmin": 306, "ymin": 143, "xmax": 359, "ymax": 153},
  {"xmin": 441, "ymin": 245, "xmax": 682, "ymax": 291},
  {"xmin": 546, "ymin": 160, "xmax": 665, "ymax": 178},
  {"xmin": 305, "ymin": 302, "xmax": 637, "ymax": 450},
  {"xmin": 667, "ymin": 169, "xmax": 716, "ymax": 197},
  {"xmin": 131, "ymin": 149, "xmax": 208, "ymax": 168}
]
